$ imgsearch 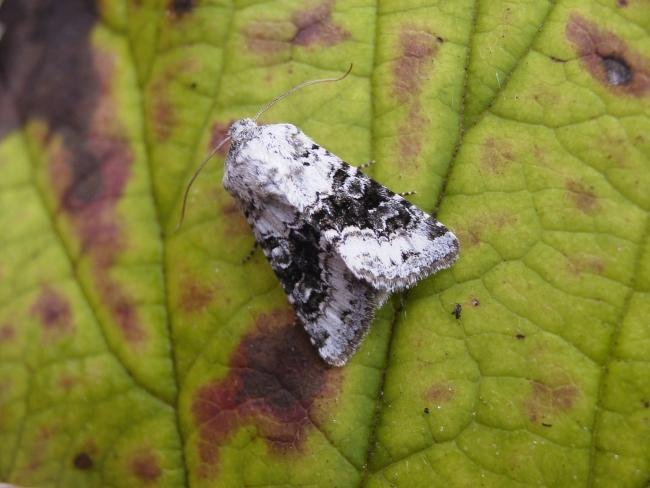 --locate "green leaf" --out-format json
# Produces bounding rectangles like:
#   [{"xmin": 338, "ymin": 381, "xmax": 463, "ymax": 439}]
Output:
[{"xmin": 1, "ymin": 0, "xmax": 649, "ymax": 486}]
